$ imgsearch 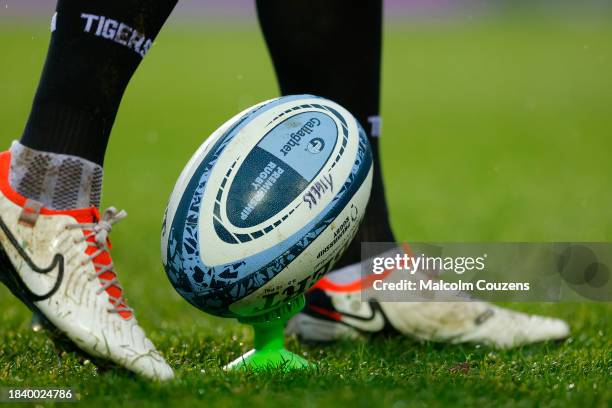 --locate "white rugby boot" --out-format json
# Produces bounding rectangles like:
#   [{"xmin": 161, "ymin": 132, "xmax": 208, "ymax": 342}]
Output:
[
  {"xmin": 287, "ymin": 261, "xmax": 570, "ymax": 349},
  {"xmin": 0, "ymin": 150, "xmax": 174, "ymax": 380}
]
